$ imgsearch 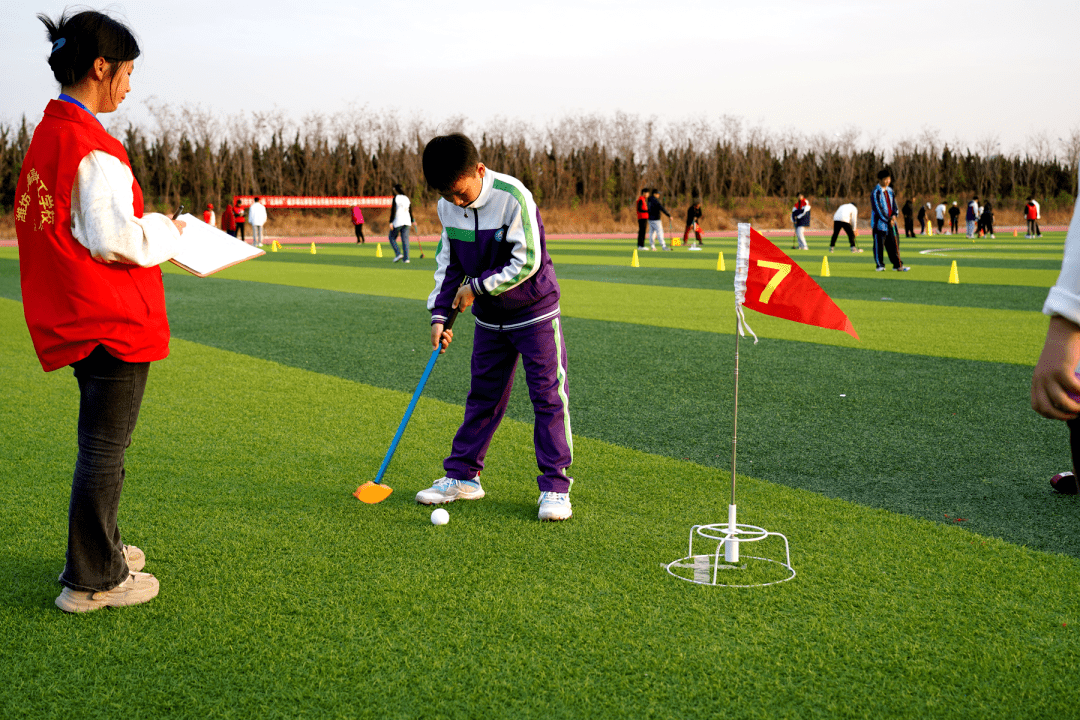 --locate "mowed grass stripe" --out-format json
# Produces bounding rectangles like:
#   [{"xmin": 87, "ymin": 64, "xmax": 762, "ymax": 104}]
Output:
[
  {"xmin": 1, "ymin": 301, "xmax": 1078, "ymax": 718},
  {"xmin": 169, "ymin": 258, "xmax": 1049, "ymax": 366},
  {"xmin": 153, "ymin": 276, "xmax": 1079, "ymax": 558},
  {"xmin": 178, "ymin": 242, "xmax": 1064, "ymax": 278}
]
